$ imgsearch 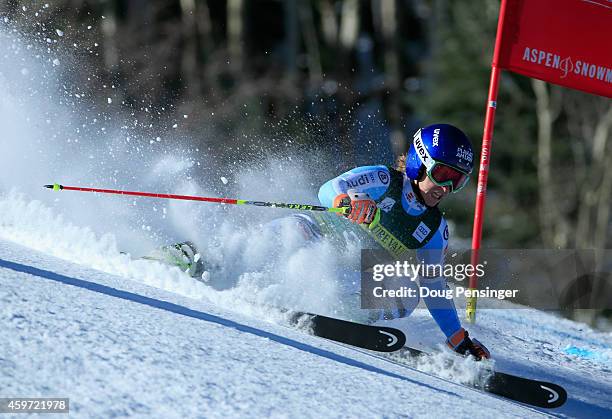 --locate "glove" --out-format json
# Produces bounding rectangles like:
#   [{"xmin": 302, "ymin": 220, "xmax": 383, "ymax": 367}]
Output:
[
  {"xmin": 333, "ymin": 190, "xmax": 377, "ymax": 224},
  {"xmin": 447, "ymin": 328, "xmax": 491, "ymax": 360}
]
